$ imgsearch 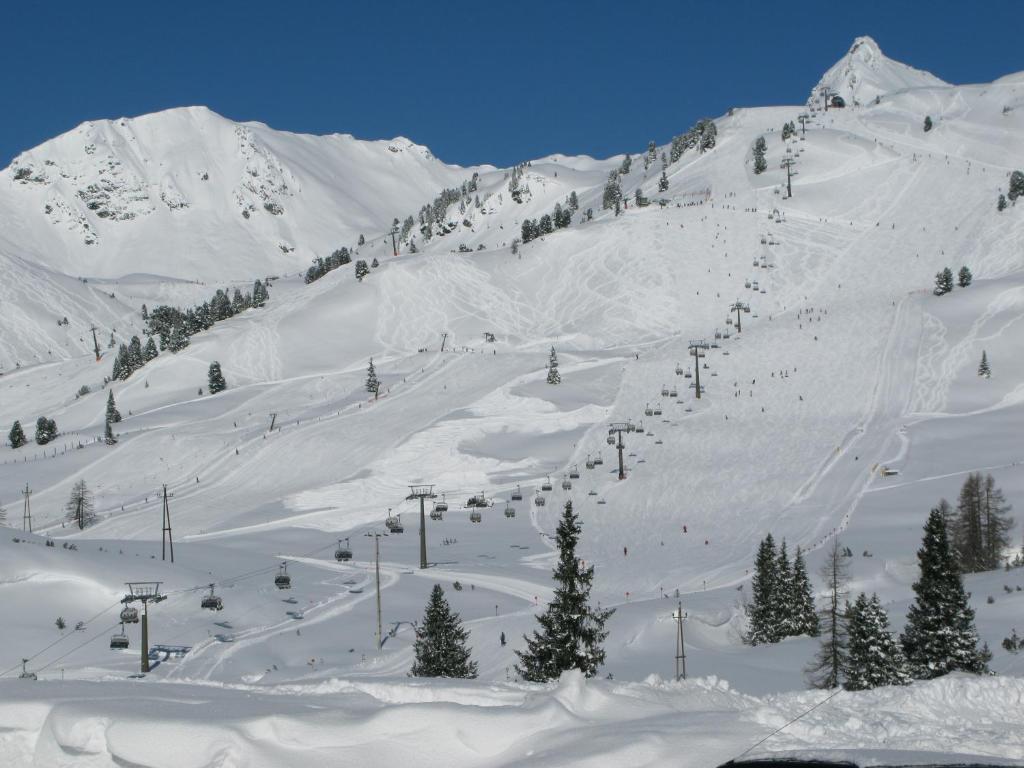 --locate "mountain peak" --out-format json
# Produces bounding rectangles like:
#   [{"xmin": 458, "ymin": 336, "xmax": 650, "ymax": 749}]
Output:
[{"xmin": 810, "ymin": 36, "xmax": 948, "ymax": 107}]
